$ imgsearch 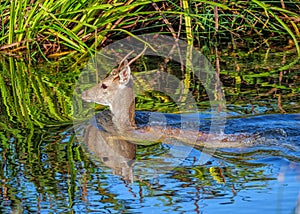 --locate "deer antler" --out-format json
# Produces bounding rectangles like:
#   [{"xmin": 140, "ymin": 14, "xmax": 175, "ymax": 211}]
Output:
[
  {"xmin": 117, "ymin": 50, "xmax": 135, "ymax": 70},
  {"xmin": 128, "ymin": 45, "xmax": 148, "ymax": 66},
  {"xmin": 117, "ymin": 45, "xmax": 148, "ymax": 71}
]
